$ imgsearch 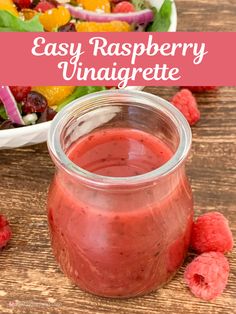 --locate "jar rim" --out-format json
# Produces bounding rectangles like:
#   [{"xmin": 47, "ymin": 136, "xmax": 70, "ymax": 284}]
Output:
[{"xmin": 48, "ymin": 90, "xmax": 192, "ymax": 187}]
